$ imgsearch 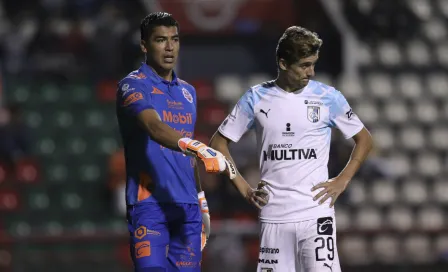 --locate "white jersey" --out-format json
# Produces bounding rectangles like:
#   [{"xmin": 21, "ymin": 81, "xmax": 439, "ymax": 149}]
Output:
[{"xmin": 218, "ymin": 80, "xmax": 364, "ymax": 223}]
